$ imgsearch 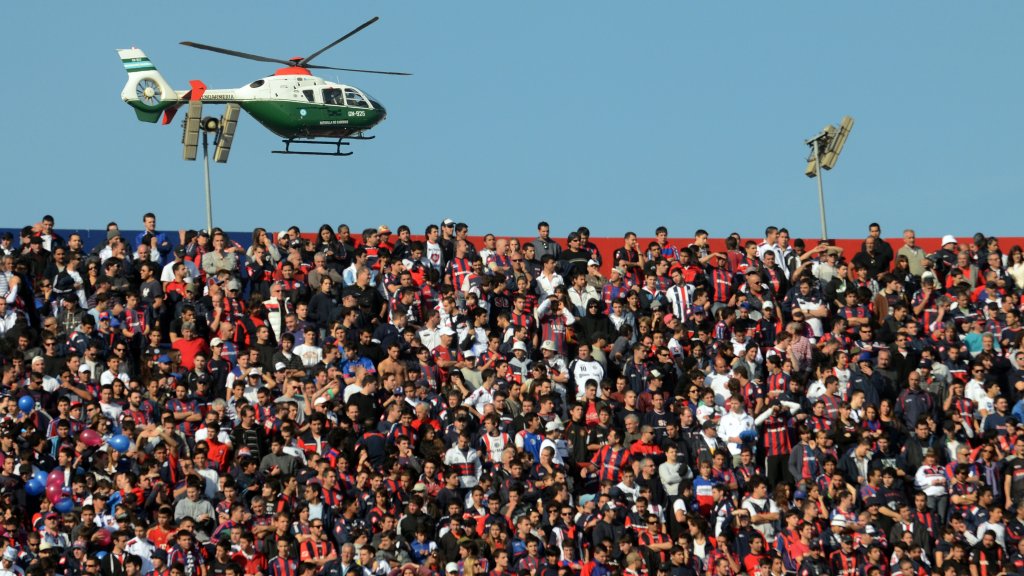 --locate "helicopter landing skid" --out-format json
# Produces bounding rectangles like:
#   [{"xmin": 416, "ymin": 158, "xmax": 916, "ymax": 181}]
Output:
[{"xmin": 272, "ymin": 139, "xmax": 353, "ymax": 157}]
